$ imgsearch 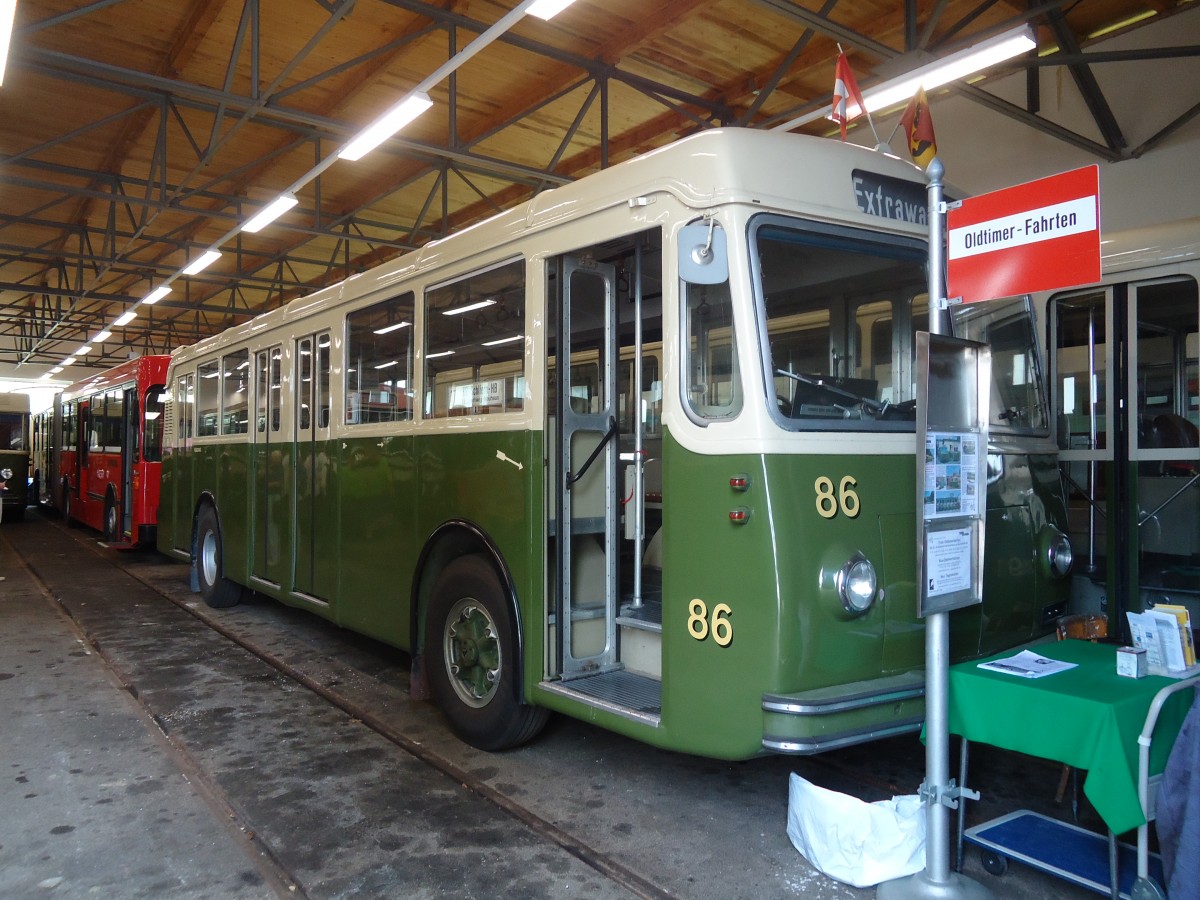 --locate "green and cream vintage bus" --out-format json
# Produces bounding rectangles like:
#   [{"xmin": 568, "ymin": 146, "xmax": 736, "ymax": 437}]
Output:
[{"xmin": 158, "ymin": 128, "xmax": 1072, "ymax": 756}]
